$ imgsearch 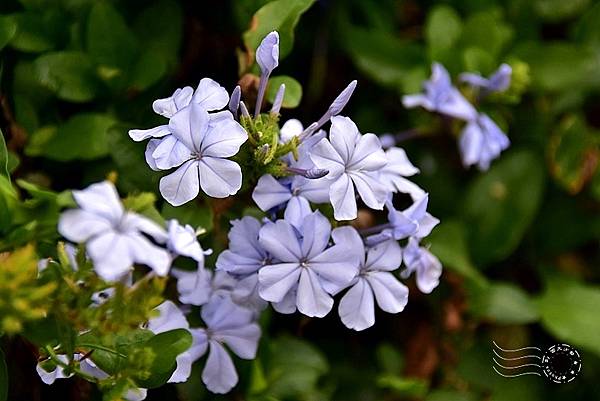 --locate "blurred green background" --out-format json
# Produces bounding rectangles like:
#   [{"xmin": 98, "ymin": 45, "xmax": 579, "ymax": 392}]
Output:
[{"xmin": 1, "ymin": 0, "xmax": 599, "ymax": 400}]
